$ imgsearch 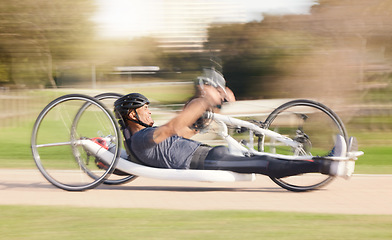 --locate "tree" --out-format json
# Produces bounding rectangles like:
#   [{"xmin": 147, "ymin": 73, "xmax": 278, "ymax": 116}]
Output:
[
  {"xmin": 206, "ymin": 0, "xmax": 392, "ymax": 102},
  {"xmin": 0, "ymin": 0, "xmax": 96, "ymax": 88},
  {"xmin": 207, "ymin": 23, "xmax": 314, "ymax": 99}
]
